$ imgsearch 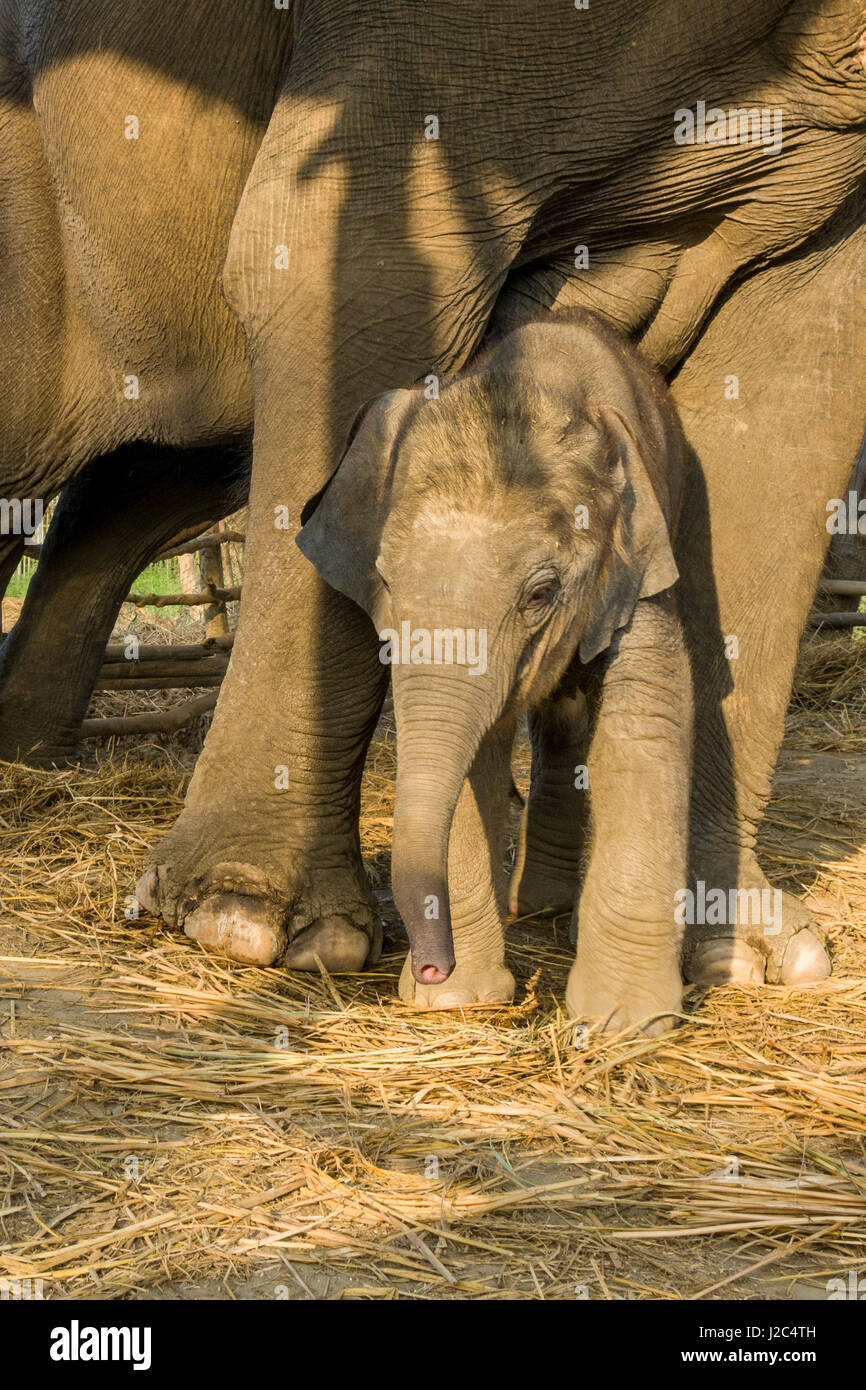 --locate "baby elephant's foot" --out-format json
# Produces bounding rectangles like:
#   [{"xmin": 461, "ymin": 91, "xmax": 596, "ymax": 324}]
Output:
[
  {"xmin": 399, "ymin": 953, "xmax": 515, "ymax": 1009},
  {"xmin": 685, "ymin": 892, "xmax": 830, "ymax": 987},
  {"xmin": 566, "ymin": 960, "xmax": 682, "ymax": 1038}
]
